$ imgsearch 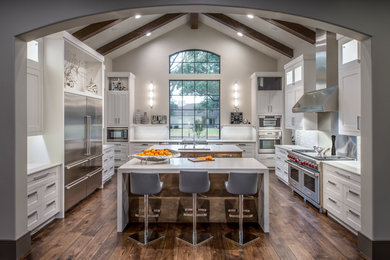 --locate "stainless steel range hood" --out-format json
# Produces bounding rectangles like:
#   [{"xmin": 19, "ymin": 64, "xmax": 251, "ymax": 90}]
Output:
[{"xmin": 292, "ymin": 86, "xmax": 338, "ymax": 113}]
